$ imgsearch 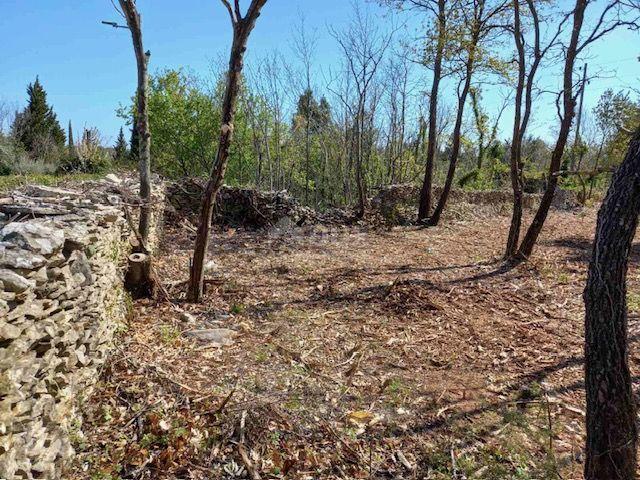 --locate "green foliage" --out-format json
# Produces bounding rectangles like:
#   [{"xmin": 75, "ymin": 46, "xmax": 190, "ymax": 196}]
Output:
[
  {"xmin": 59, "ymin": 127, "xmax": 112, "ymax": 173},
  {"xmin": 119, "ymin": 69, "xmax": 221, "ymax": 178},
  {"xmin": 12, "ymin": 77, "xmax": 66, "ymax": 152},
  {"xmin": 294, "ymin": 89, "xmax": 331, "ymax": 133},
  {"xmin": 113, "ymin": 127, "xmax": 129, "ymax": 163},
  {"xmin": 593, "ymin": 89, "xmax": 640, "ymax": 167},
  {"xmin": 459, "ymin": 147, "xmax": 509, "ymax": 190},
  {"xmin": 129, "ymin": 118, "xmax": 139, "ymax": 163},
  {"xmin": 0, "ymin": 171, "xmax": 103, "ymax": 194}
]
